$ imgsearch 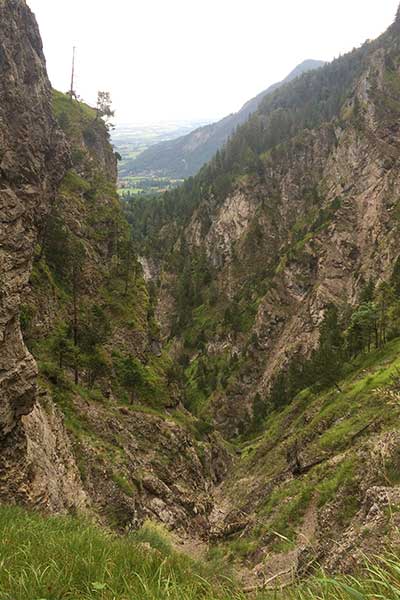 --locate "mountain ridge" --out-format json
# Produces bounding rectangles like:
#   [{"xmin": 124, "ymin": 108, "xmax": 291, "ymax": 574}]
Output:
[{"xmin": 122, "ymin": 59, "xmax": 325, "ymax": 179}]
